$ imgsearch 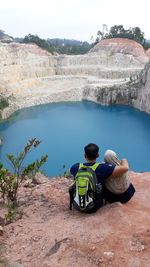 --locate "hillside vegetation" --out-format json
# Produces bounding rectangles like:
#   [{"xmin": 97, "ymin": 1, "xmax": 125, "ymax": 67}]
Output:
[{"xmin": 1, "ymin": 24, "xmax": 150, "ymax": 55}]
